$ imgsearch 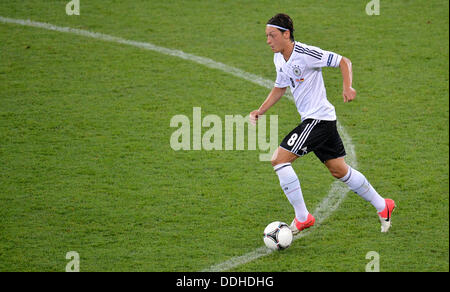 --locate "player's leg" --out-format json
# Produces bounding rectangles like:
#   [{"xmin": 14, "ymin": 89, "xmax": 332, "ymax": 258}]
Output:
[
  {"xmin": 271, "ymin": 147, "xmax": 309, "ymax": 219},
  {"xmin": 273, "ymin": 120, "xmax": 321, "ymax": 233},
  {"xmin": 312, "ymin": 120, "xmax": 386, "ymax": 212},
  {"xmin": 323, "ymin": 157, "xmax": 349, "ymax": 178},
  {"xmin": 271, "ymin": 146, "xmax": 298, "ymax": 166},
  {"xmin": 314, "ymin": 120, "xmax": 396, "ymax": 232},
  {"xmin": 325, "ymin": 157, "xmax": 385, "ymax": 210},
  {"xmin": 272, "ymin": 147, "xmax": 314, "ymax": 233},
  {"xmin": 325, "ymin": 158, "xmax": 395, "ymax": 232}
]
